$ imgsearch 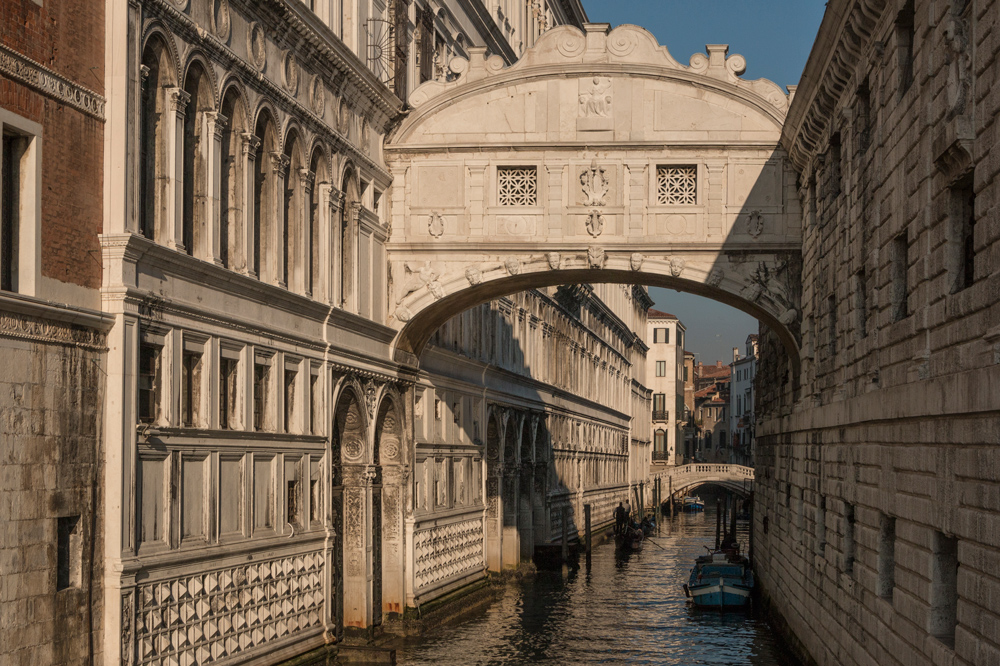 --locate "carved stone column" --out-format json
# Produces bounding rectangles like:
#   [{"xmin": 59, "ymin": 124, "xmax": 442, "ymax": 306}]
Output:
[
  {"xmin": 379, "ymin": 463, "xmax": 406, "ymax": 617},
  {"xmin": 239, "ymin": 133, "xmax": 260, "ymax": 278},
  {"xmin": 320, "ymin": 183, "xmax": 338, "ymax": 304},
  {"xmin": 163, "ymin": 88, "xmax": 190, "ymax": 251},
  {"xmin": 343, "ymin": 201, "xmax": 362, "ymax": 313},
  {"xmin": 270, "ymin": 152, "xmax": 290, "ymax": 288},
  {"xmin": 206, "ymin": 111, "xmax": 228, "ymax": 265},
  {"xmin": 300, "ymin": 168, "xmax": 316, "ymax": 296},
  {"xmin": 340, "ymin": 463, "xmax": 375, "ymax": 631}
]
